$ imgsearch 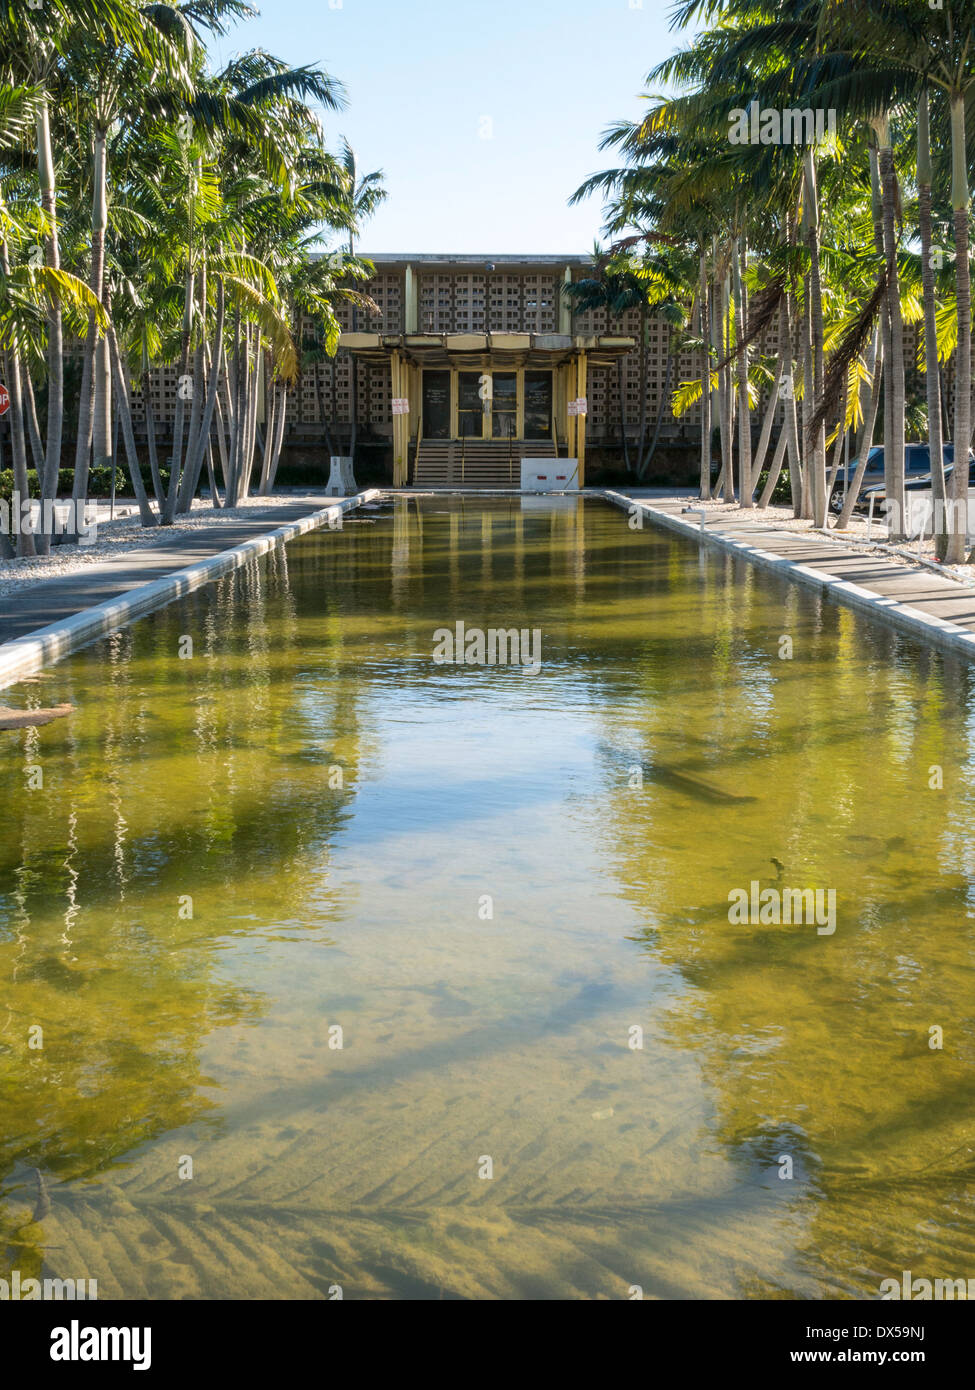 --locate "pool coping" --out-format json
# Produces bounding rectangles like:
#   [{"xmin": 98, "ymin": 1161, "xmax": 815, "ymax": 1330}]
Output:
[
  {"xmin": 603, "ymin": 489, "xmax": 975, "ymax": 662},
  {"xmin": 0, "ymin": 490, "xmax": 379, "ymax": 691}
]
